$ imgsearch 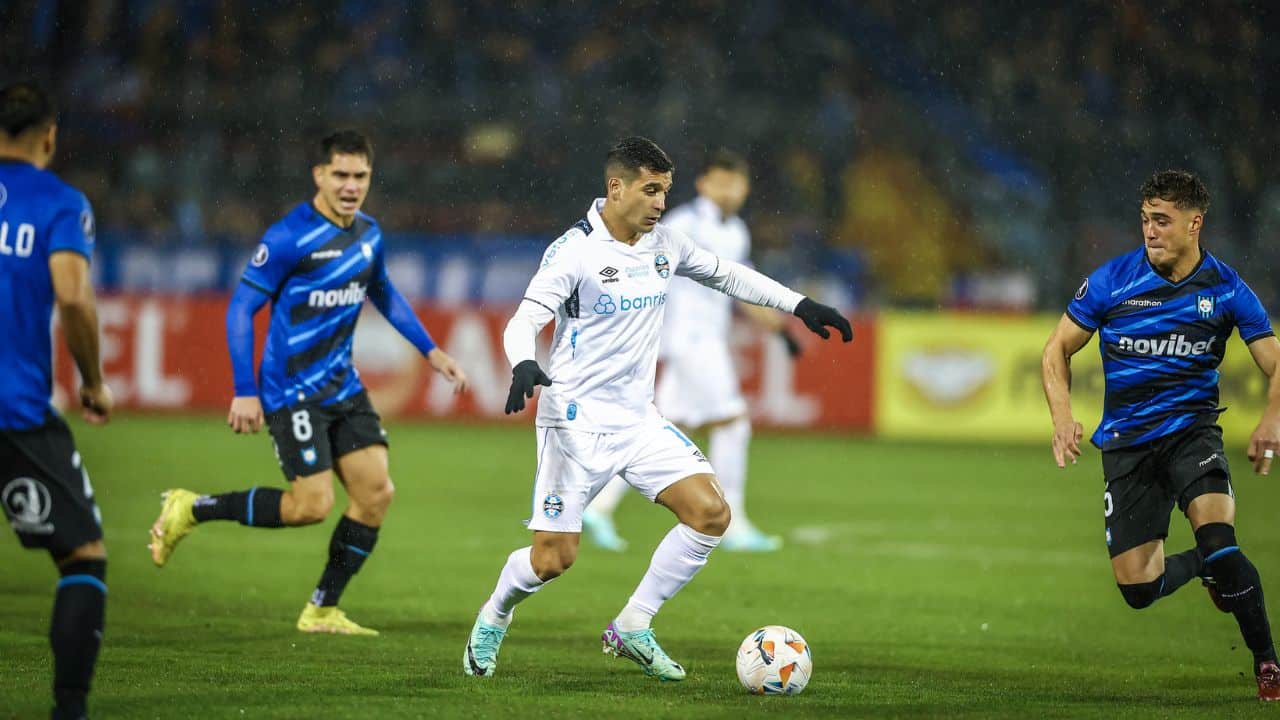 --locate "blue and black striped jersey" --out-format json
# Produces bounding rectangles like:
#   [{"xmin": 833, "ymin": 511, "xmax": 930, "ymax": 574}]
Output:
[
  {"xmin": 0, "ymin": 159, "xmax": 96, "ymax": 430},
  {"xmin": 241, "ymin": 202, "xmax": 390, "ymax": 413},
  {"xmin": 1067, "ymin": 247, "xmax": 1273, "ymax": 451}
]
